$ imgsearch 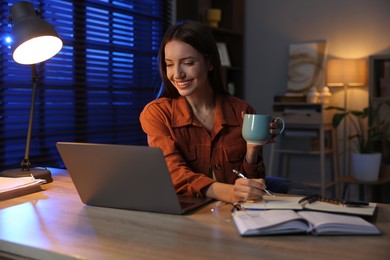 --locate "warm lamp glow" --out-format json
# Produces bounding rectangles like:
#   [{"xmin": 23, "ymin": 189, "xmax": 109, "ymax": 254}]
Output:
[
  {"xmin": 13, "ymin": 36, "xmax": 63, "ymax": 64},
  {"xmin": 10, "ymin": 1, "xmax": 63, "ymax": 65},
  {"xmin": 326, "ymin": 58, "xmax": 368, "ymax": 87}
]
